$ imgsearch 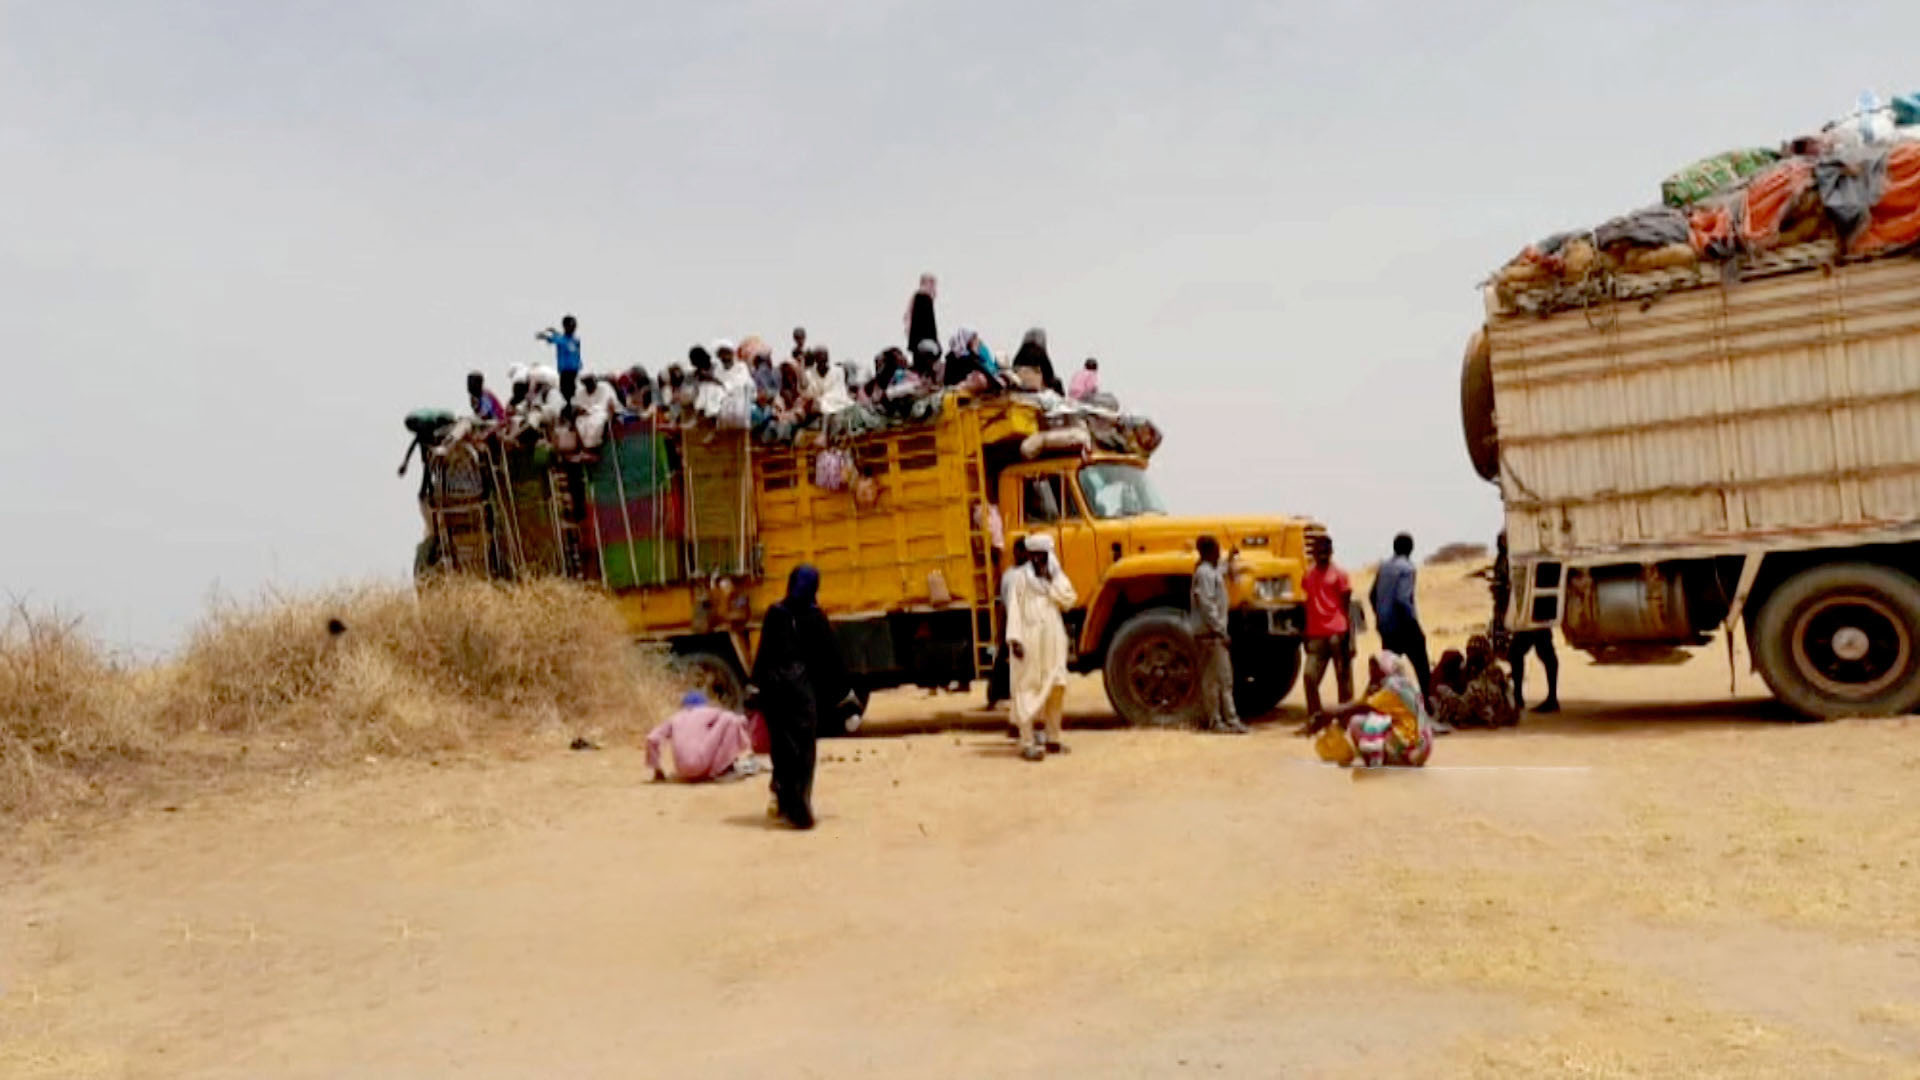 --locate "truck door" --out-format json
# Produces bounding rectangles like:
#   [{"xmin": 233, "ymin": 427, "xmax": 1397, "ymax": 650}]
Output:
[{"xmin": 1013, "ymin": 469, "xmax": 1097, "ymax": 609}]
